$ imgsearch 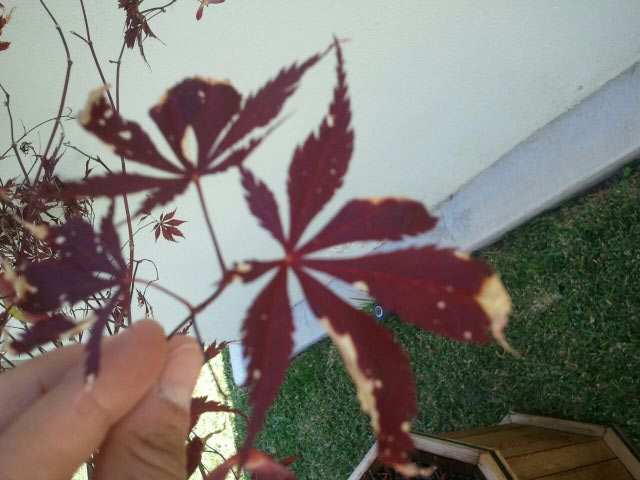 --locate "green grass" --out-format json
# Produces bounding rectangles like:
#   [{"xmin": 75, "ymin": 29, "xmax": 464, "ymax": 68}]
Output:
[{"xmin": 226, "ymin": 160, "xmax": 640, "ymax": 479}]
